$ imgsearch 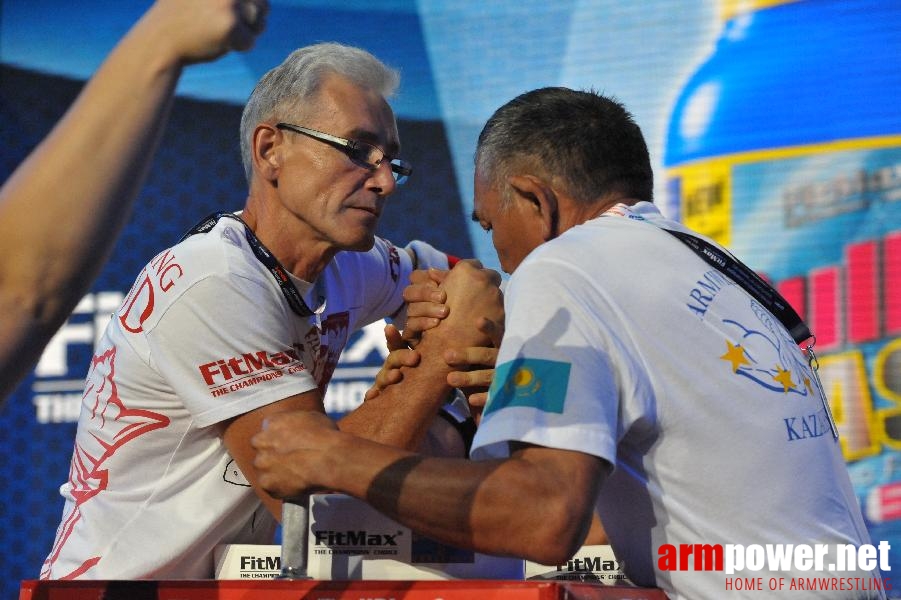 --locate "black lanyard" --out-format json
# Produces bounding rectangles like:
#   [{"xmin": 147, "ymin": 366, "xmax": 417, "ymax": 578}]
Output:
[
  {"xmin": 661, "ymin": 227, "xmax": 811, "ymax": 344},
  {"xmin": 180, "ymin": 212, "xmax": 316, "ymax": 318},
  {"xmin": 661, "ymin": 225, "xmax": 837, "ymax": 437},
  {"xmin": 601, "ymin": 204, "xmax": 812, "ymax": 345},
  {"xmin": 603, "ymin": 205, "xmax": 834, "ymax": 436}
]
